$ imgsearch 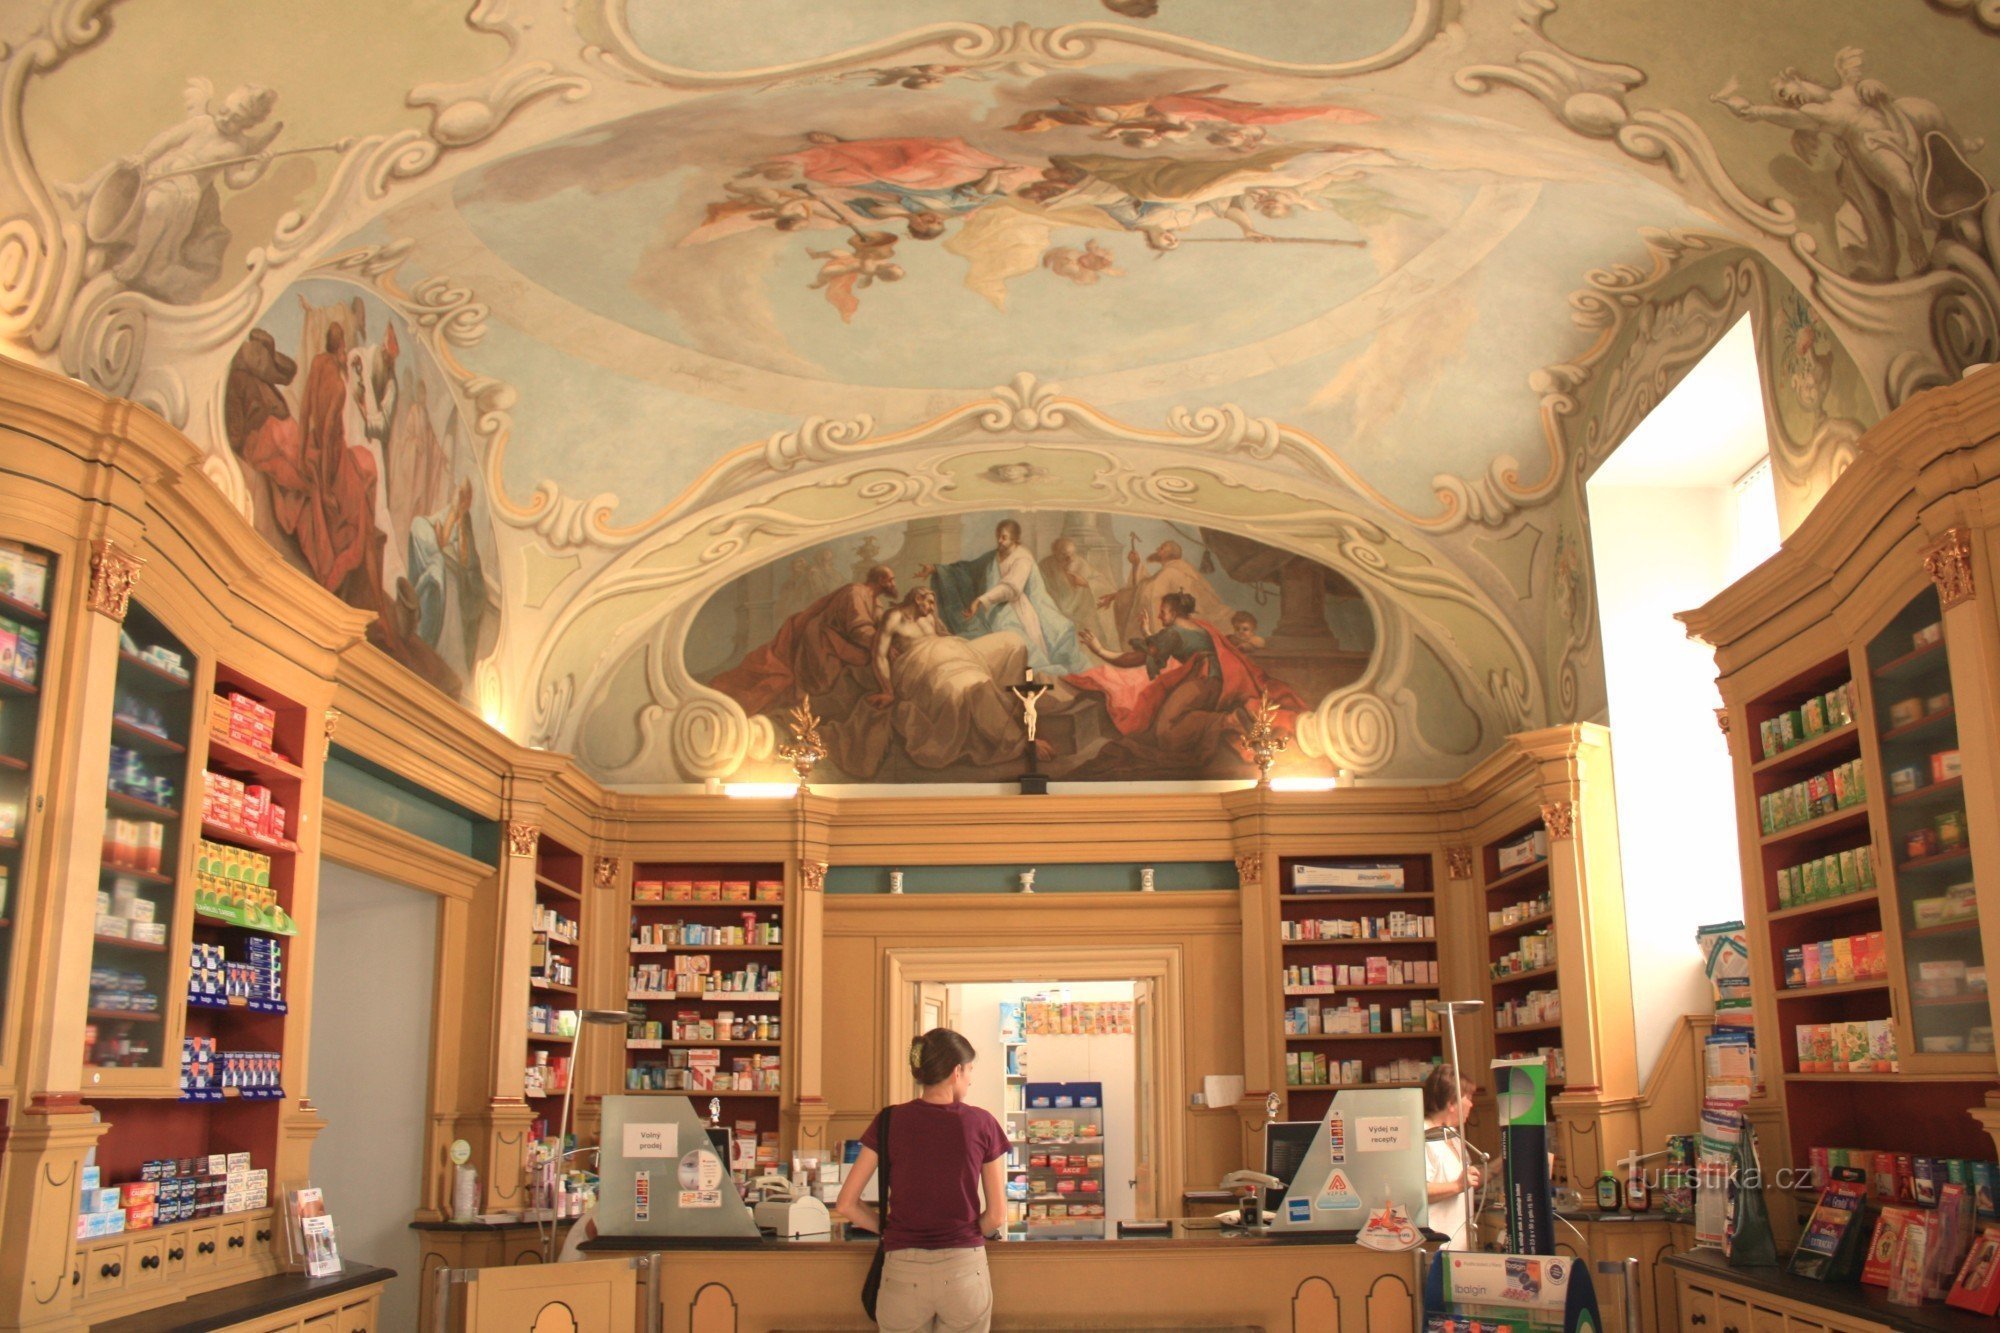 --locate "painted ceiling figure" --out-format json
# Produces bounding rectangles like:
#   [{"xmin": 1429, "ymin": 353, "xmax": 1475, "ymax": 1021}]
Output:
[
  {"xmin": 1040, "ymin": 536, "xmax": 1118, "ymax": 646},
  {"xmin": 1714, "ymin": 47, "xmax": 1990, "ymax": 280},
  {"xmin": 1021, "ymin": 144, "xmax": 1386, "ymax": 249},
  {"xmin": 60, "ymin": 80, "xmax": 283, "ymax": 303},
  {"xmin": 1070, "ymin": 591, "xmax": 1306, "ymax": 776},
  {"xmin": 869, "ymin": 587, "xmax": 1033, "ymax": 771},
  {"xmin": 1007, "ymin": 85, "xmax": 1377, "ymax": 151},
  {"xmin": 708, "ymin": 564, "xmax": 899, "ymax": 778},
  {"xmin": 921, "ymin": 519, "xmax": 1094, "ymax": 676},
  {"xmin": 1103, "ymin": 540, "xmax": 1234, "ymax": 648}
]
